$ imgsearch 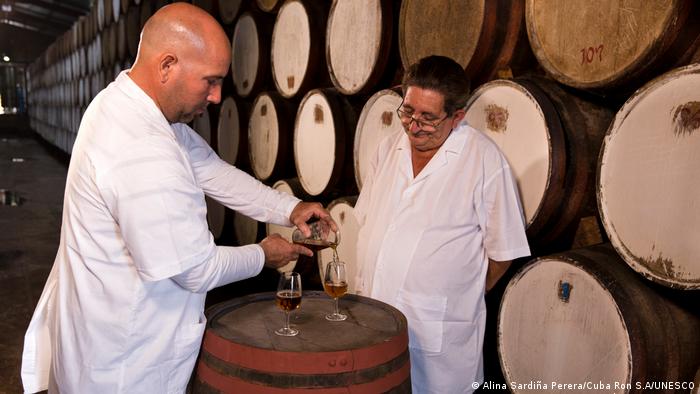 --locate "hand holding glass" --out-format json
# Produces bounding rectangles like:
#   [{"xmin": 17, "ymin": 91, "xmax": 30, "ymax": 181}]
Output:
[
  {"xmin": 323, "ymin": 260, "xmax": 348, "ymax": 321},
  {"xmin": 292, "ymin": 220, "xmax": 340, "ymax": 251},
  {"xmin": 275, "ymin": 272, "xmax": 302, "ymax": 336}
]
